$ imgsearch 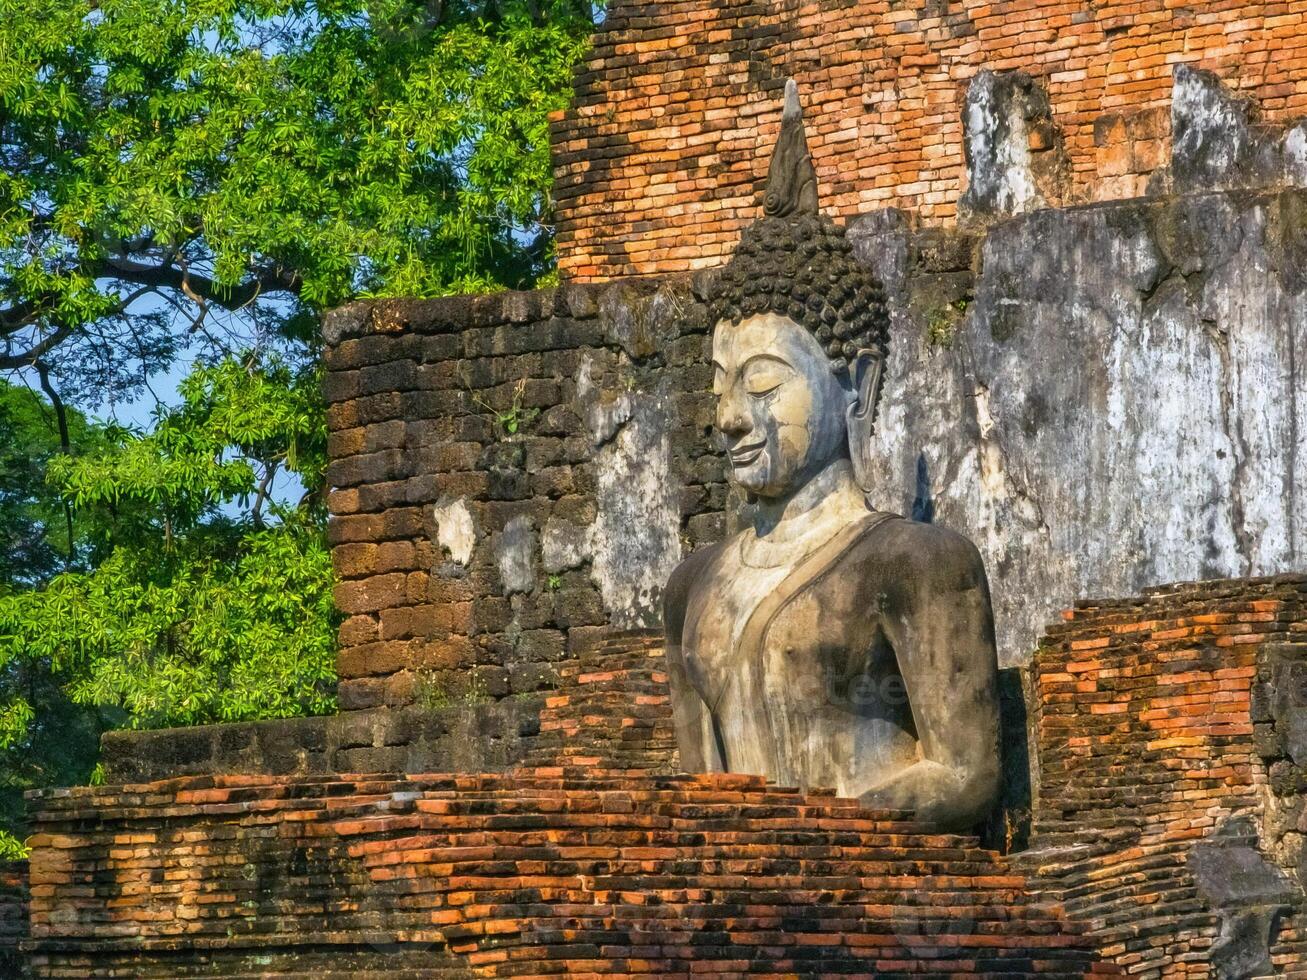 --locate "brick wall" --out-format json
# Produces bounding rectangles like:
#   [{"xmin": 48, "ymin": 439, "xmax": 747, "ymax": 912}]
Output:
[
  {"xmin": 24, "ymin": 769, "xmax": 1112, "ymax": 977},
  {"xmin": 550, "ymin": 0, "xmax": 1307, "ymax": 279},
  {"xmin": 1021, "ymin": 574, "xmax": 1307, "ymax": 977}
]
